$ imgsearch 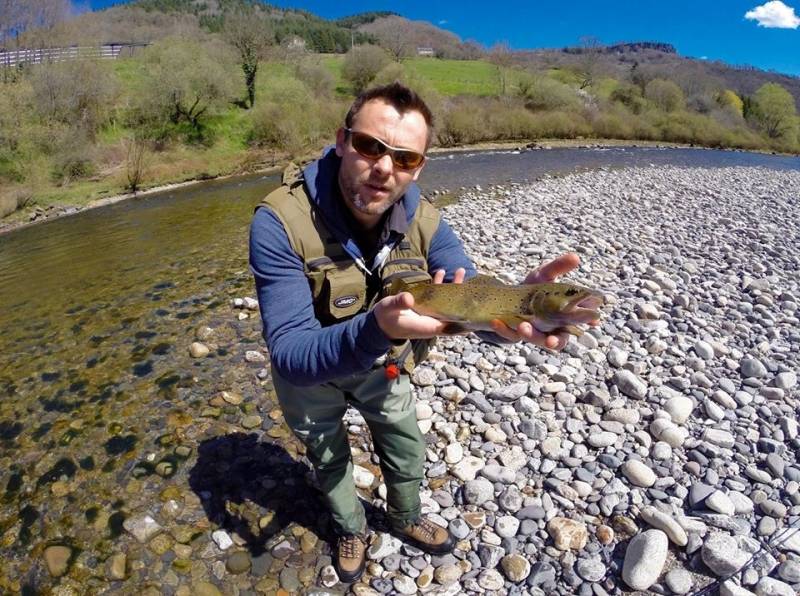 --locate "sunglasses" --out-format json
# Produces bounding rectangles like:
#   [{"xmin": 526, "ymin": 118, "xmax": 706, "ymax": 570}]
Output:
[{"xmin": 345, "ymin": 128, "xmax": 426, "ymax": 170}]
